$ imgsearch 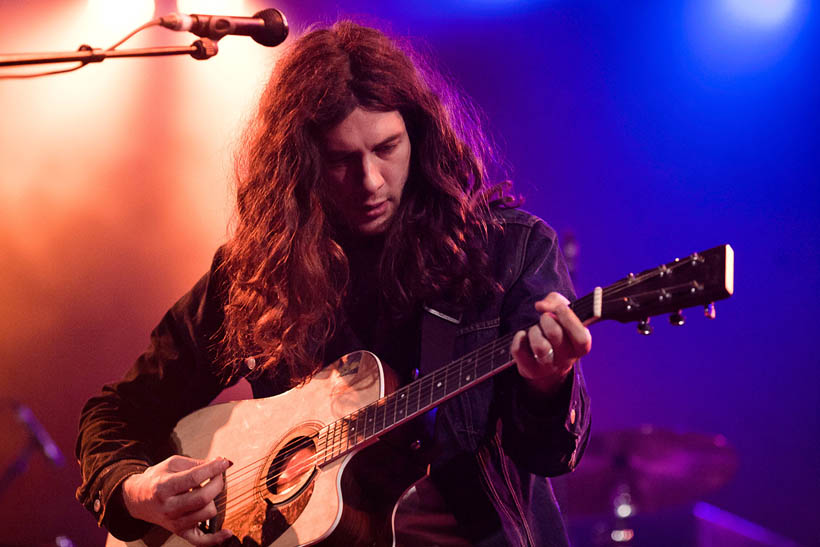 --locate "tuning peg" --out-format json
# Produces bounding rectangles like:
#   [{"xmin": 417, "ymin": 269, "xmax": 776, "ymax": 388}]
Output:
[
  {"xmin": 704, "ymin": 302, "xmax": 716, "ymax": 319},
  {"xmin": 669, "ymin": 310, "xmax": 685, "ymax": 326},
  {"xmin": 637, "ymin": 318, "xmax": 653, "ymax": 335}
]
